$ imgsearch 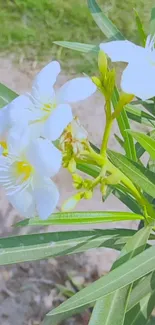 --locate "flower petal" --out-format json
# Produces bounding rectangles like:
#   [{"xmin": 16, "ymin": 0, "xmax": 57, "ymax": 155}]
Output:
[
  {"xmin": 100, "ymin": 40, "xmax": 145, "ymax": 63},
  {"xmin": 9, "ymin": 94, "xmax": 32, "ymax": 126},
  {"xmin": 57, "ymin": 77, "xmax": 96, "ymax": 103},
  {"xmin": 32, "ymin": 61, "xmax": 61, "ymax": 101},
  {"xmin": 43, "ymin": 104, "xmax": 73, "ymax": 141},
  {"xmin": 71, "ymin": 118, "xmax": 88, "ymax": 140},
  {"xmin": 121, "ymin": 61, "xmax": 155, "ymax": 100},
  {"xmin": 33, "ymin": 177, "xmax": 59, "ymax": 219},
  {"xmin": 7, "ymin": 125, "xmax": 30, "ymax": 155},
  {"xmin": 7, "ymin": 187, "xmax": 36, "ymax": 218},
  {"xmin": 27, "ymin": 138, "xmax": 62, "ymax": 177}
]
